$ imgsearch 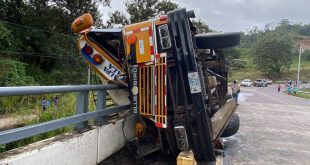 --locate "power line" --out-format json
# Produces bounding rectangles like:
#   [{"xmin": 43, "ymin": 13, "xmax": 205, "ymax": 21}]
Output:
[
  {"xmin": 0, "ymin": 20, "xmax": 76, "ymax": 37},
  {"xmin": 0, "ymin": 50, "xmax": 82, "ymax": 60}
]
